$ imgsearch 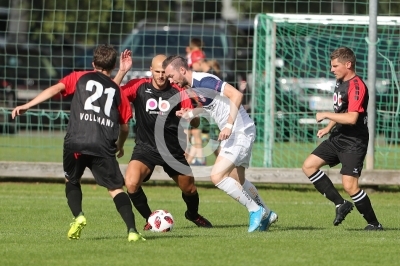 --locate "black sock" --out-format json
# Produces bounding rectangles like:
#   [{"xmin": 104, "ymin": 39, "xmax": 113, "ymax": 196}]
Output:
[
  {"xmin": 309, "ymin": 170, "xmax": 344, "ymax": 205},
  {"xmin": 127, "ymin": 186, "xmax": 152, "ymax": 221},
  {"xmin": 113, "ymin": 192, "xmax": 137, "ymax": 232},
  {"xmin": 351, "ymin": 190, "xmax": 379, "ymax": 226},
  {"xmin": 182, "ymin": 192, "xmax": 199, "ymax": 219},
  {"xmin": 65, "ymin": 182, "xmax": 83, "ymax": 217}
]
